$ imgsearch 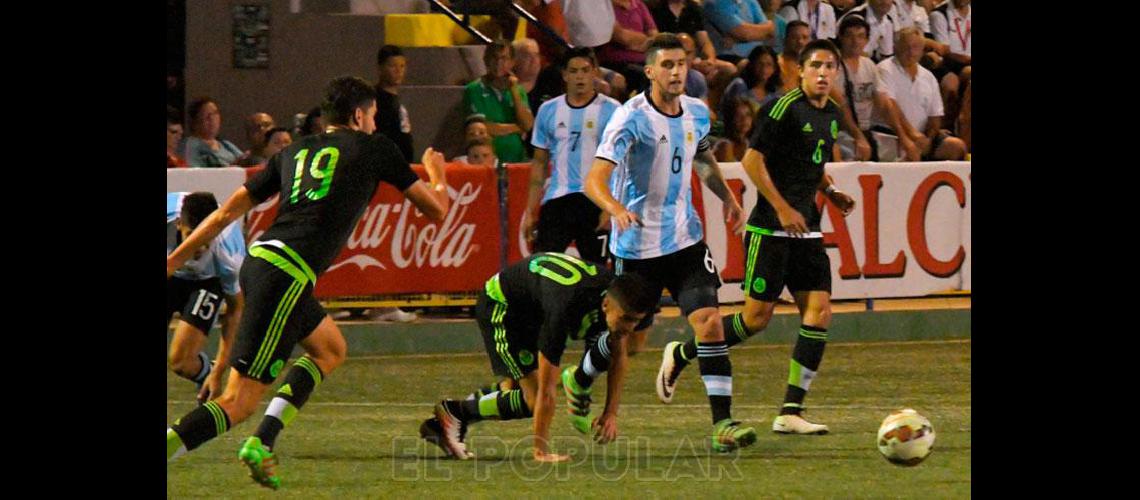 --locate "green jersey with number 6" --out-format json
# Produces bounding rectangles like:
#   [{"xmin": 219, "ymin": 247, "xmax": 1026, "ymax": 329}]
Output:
[
  {"xmin": 489, "ymin": 252, "xmax": 613, "ymax": 365},
  {"xmin": 747, "ymin": 87, "xmax": 842, "ymax": 233},
  {"xmin": 244, "ymin": 129, "xmax": 420, "ymax": 276}
]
